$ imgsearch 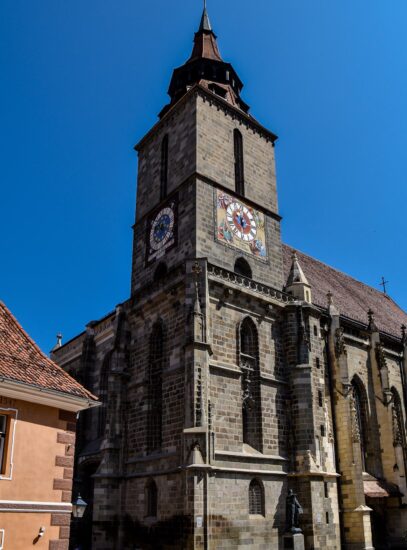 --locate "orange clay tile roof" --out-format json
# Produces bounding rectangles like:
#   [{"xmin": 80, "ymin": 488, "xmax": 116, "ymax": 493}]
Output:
[
  {"xmin": 0, "ymin": 301, "xmax": 97, "ymax": 401},
  {"xmin": 282, "ymin": 244, "xmax": 407, "ymax": 339}
]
